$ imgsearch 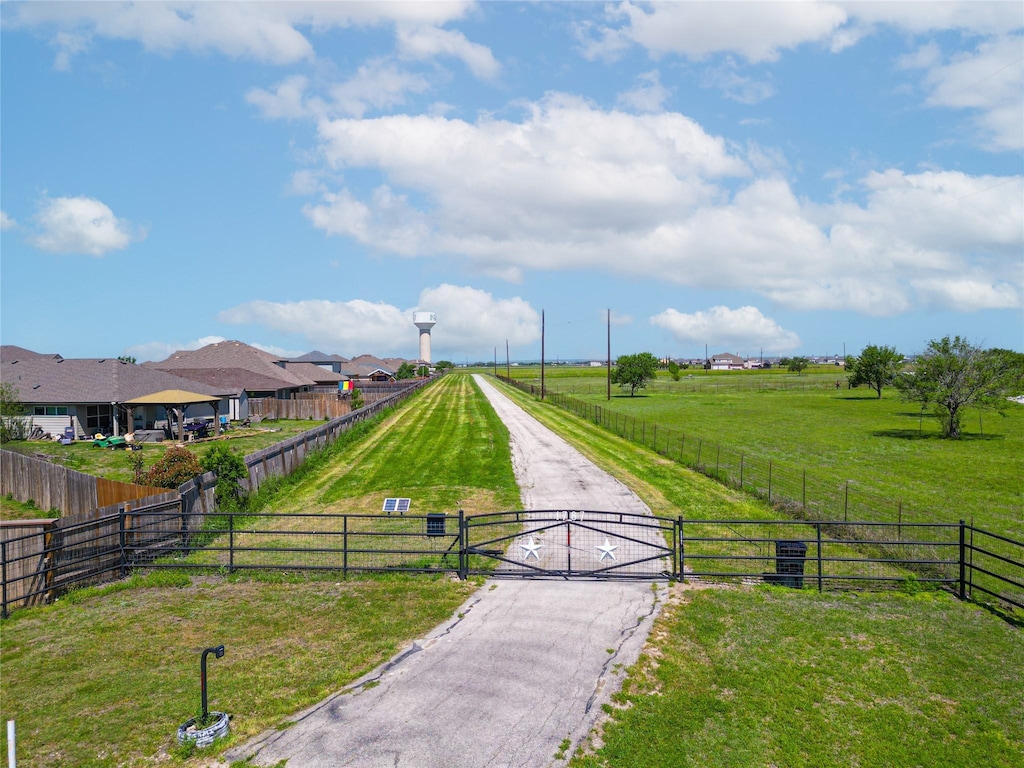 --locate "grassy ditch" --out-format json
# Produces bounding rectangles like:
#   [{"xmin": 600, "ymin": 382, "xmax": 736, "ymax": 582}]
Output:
[
  {"xmin": 179, "ymin": 375, "xmax": 522, "ymax": 572},
  {"xmin": 571, "ymin": 585, "xmax": 1024, "ymax": 768}
]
